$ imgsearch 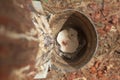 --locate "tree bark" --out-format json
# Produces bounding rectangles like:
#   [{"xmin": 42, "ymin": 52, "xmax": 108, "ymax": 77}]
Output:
[{"xmin": 0, "ymin": 0, "xmax": 39, "ymax": 80}]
